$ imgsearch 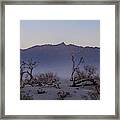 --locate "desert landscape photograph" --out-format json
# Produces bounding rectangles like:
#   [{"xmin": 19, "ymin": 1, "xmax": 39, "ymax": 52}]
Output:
[{"xmin": 20, "ymin": 20, "xmax": 100, "ymax": 100}]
